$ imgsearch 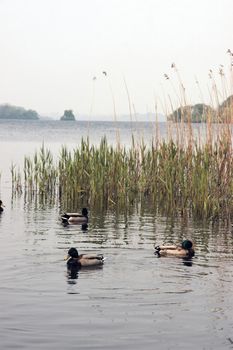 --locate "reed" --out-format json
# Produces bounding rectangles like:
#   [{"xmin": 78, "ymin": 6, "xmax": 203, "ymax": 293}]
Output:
[
  {"xmin": 11, "ymin": 163, "xmax": 22, "ymax": 195},
  {"xmin": 12, "ymin": 123, "xmax": 233, "ymax": 222},
  {"xmin": 22, "ymin": 144, "xmax": 57, "ymax": 197},
  {"xmin": 10, "ymin": 62, "xmax": 233, "ymax": 222}
]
